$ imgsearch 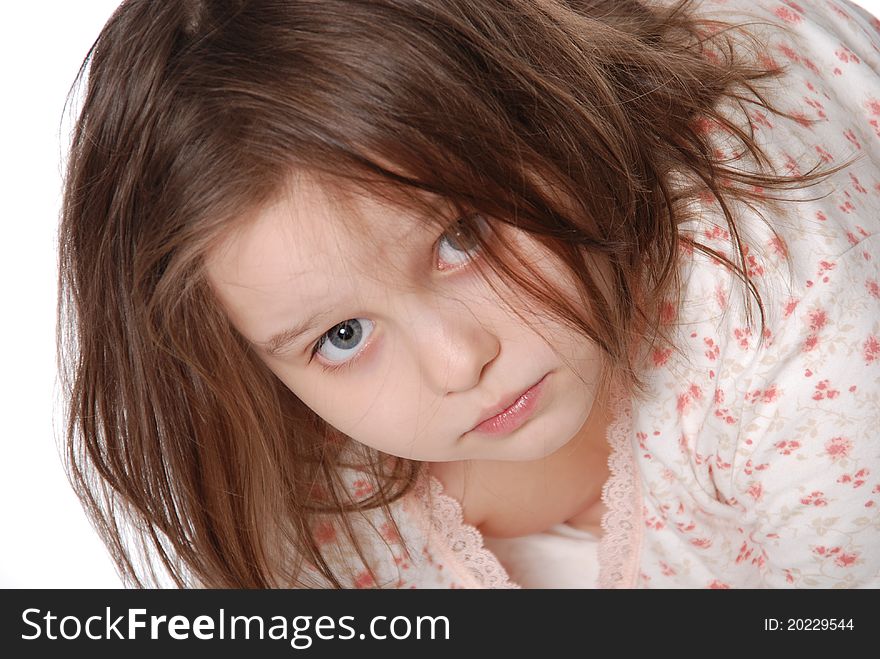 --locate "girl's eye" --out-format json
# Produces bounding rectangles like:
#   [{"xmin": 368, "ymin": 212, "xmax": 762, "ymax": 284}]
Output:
[
  {"xmin": 436, "ymin": 213, "xmax": 491, "ymax": 270},
  {"xmin": 311, "ymin": 318, "xmax": 375, "ymax": 369}
]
